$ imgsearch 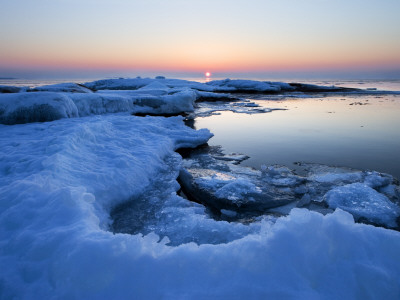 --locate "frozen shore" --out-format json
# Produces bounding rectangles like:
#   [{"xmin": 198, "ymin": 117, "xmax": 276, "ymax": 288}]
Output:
[{"xmin": 1, "ymin": 77, "xmax": 400, "ymax": 299}]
